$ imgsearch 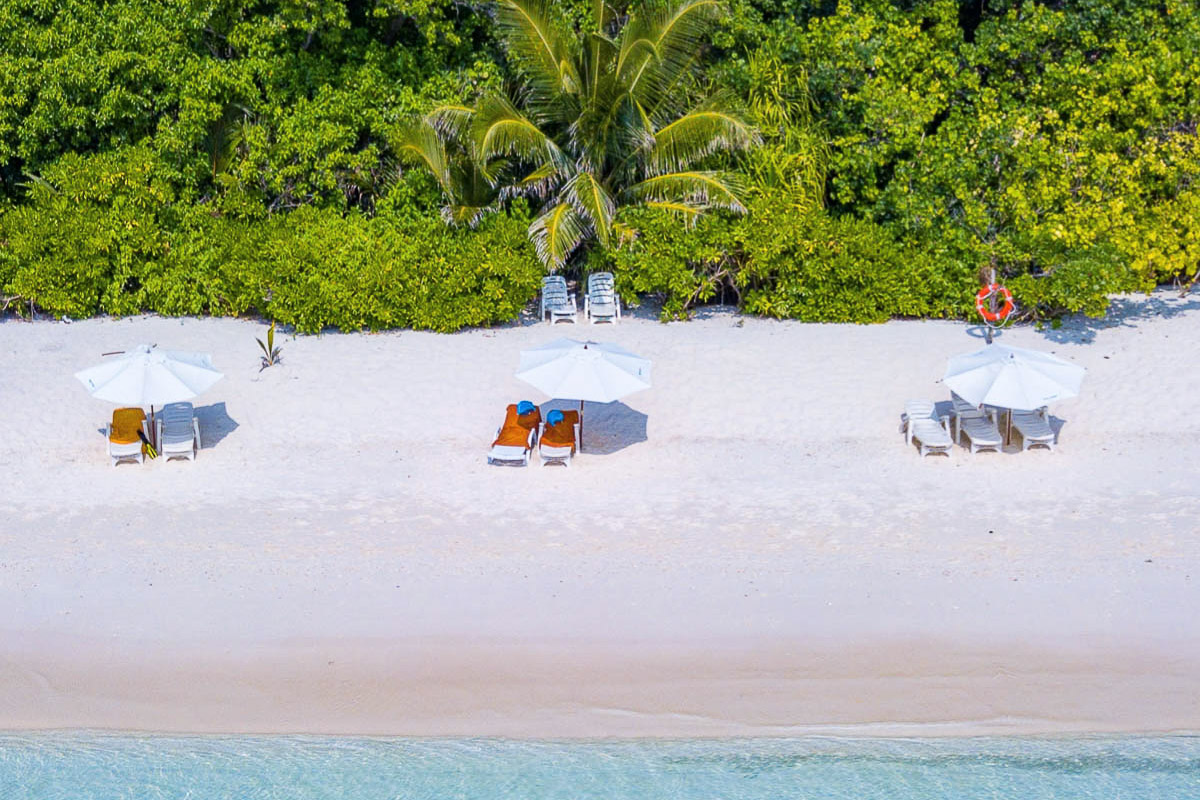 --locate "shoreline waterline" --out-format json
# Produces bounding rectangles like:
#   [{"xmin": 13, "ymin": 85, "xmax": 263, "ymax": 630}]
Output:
[{"xmin": 3, "ymin": 732, "xmax": 1199, "ymax": 799}]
